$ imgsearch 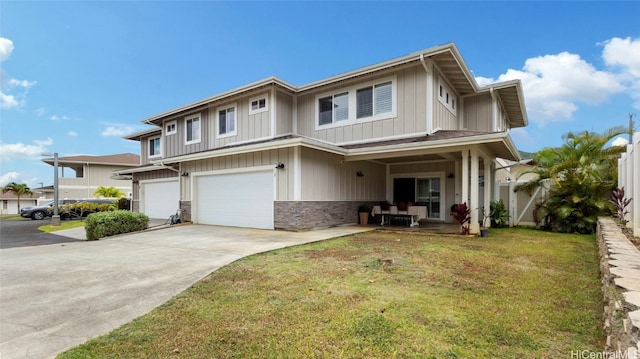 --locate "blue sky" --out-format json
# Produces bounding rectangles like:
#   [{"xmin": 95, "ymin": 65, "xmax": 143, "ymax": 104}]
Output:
[{"xmin": 1, "ymin": 1, "xmax": 639, "ymax": 188}]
